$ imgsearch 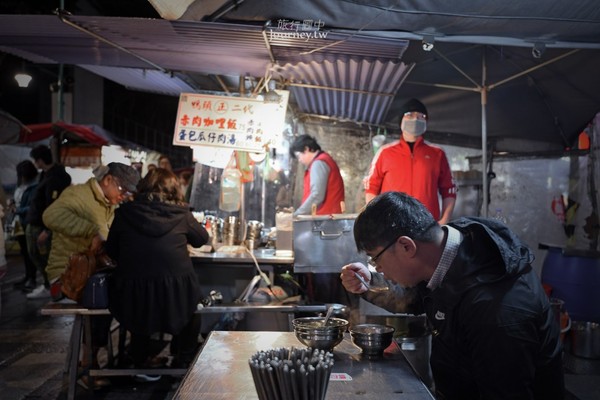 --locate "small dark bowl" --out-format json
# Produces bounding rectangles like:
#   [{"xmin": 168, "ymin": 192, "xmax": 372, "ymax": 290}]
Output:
[{"xmin": 350, "ymin": 324, "xmax": 395, "ymax": 358}]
